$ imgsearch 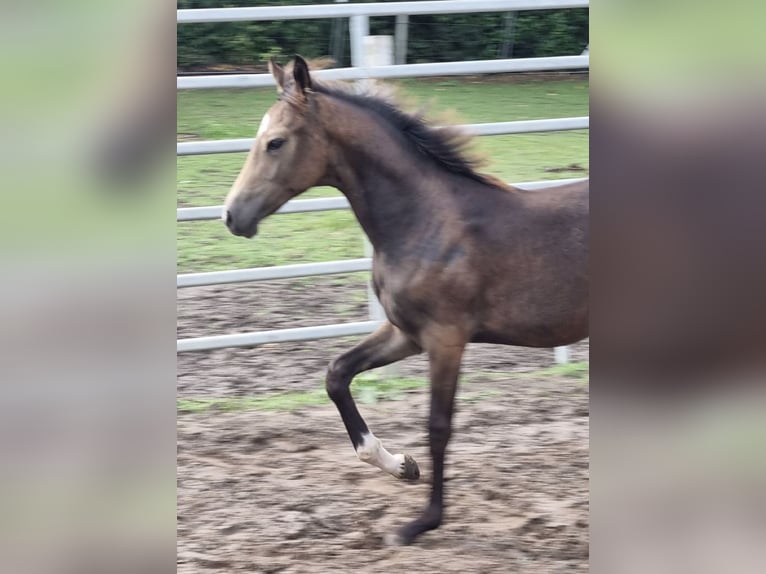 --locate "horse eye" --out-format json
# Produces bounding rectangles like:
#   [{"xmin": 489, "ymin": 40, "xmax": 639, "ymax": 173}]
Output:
[{"xmin": 266, "ymin": 138, "xmax": 285, "ymax": 152}]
